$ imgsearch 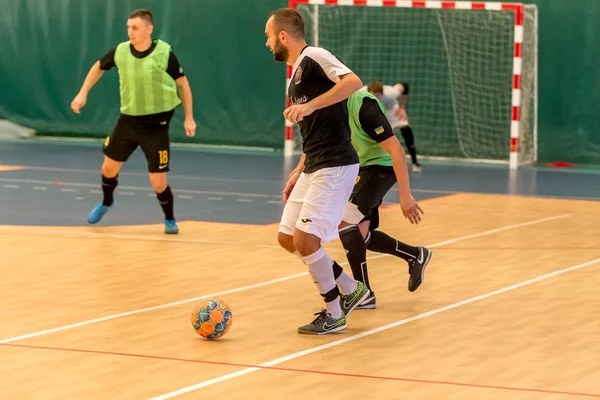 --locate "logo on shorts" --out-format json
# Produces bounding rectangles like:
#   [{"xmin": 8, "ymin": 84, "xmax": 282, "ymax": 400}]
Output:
[
  {"xmin": 104, "ymin": 136, "xmax": 110, "ymax": 147},
  {"xmin": 159, "ymin": 164, "xmax": 168, "ymax": 169},
  {"xmin": 301, "ymin": 218, "xmax": 312, "ymax": 223},
  {"xmin": 294, "ymin": 66, "xmax": 303, "ymax": 84}
]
